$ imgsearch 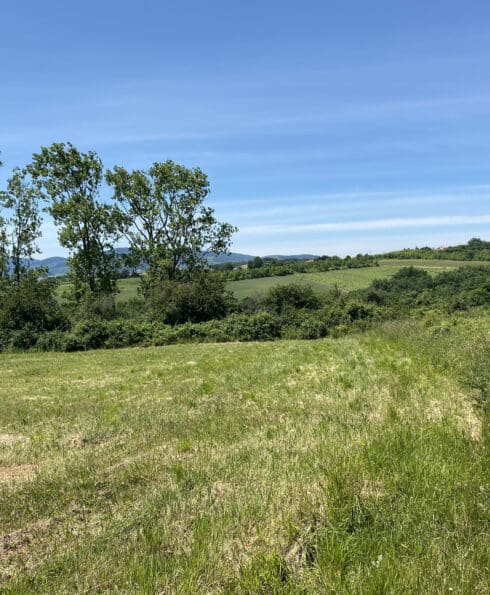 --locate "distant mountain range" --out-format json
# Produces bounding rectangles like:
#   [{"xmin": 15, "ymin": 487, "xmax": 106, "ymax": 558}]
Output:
[{"xmin": 21, "ymin": 251, "xmax": 320, "ymax": 276}]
